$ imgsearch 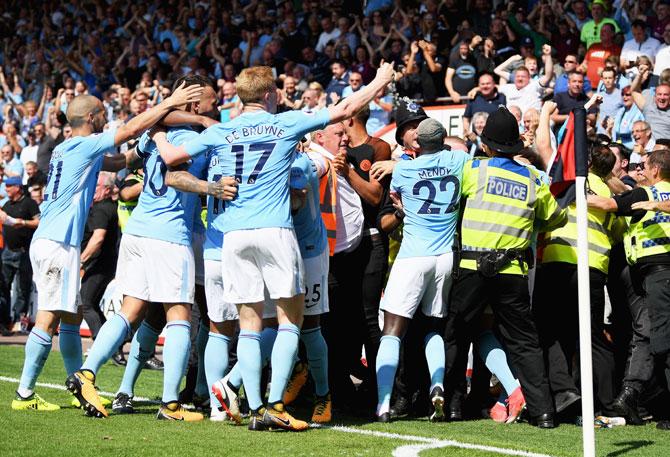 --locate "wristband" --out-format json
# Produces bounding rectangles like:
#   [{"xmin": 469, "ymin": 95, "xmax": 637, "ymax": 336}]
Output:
[{"xmin": 394, "ymin": 208, "xmax": 405, "ymax": 220}]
